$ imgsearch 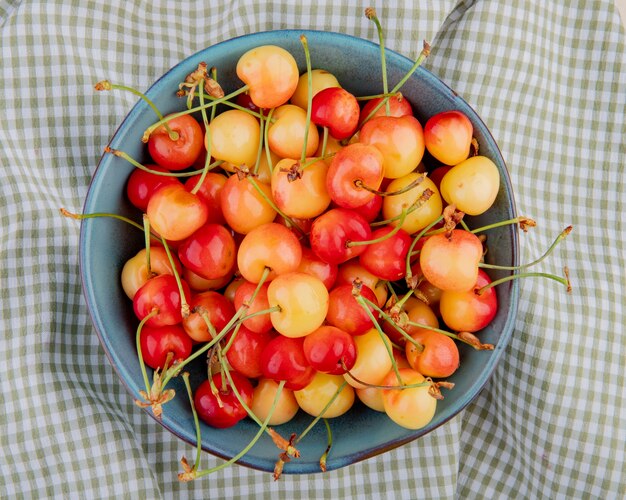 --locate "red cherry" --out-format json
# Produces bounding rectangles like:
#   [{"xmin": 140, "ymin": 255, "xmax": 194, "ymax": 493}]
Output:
[
  {"xmin": 359, "ymin": 226, "xmax": 412, "ymax": 281},
  {"xmin": 133, "ymin": 274, "xmax": 190, "ymax": 327},
  {"xmin": 260, "ymin": 335, "xmax": 315, "ymax": 390},
  {"xmin": 148, "ymin": 114, "xmax": 204, "ymax": 171},
  {"xmin": 182, "ymin": 290, "xmax": 236, "ymax": 342},
  {"xmin": 326, "ymin": 283, "xmax": 379, "ymax": 336},
  {"xmin": 359, "ymin": 93, "xmax": 413, "ymax": 125},
  {"xmin": 194, "ymin": 371, "xmax": 254, "ymax": 428},
  {"xmin": 126, "ymin": 165, "xmax": 180, "ymax": 212},
  {"xmin": 309, "ymin": 208, "xmax": 372, "ymax": 265},
  {"xmin": 310, "ymin": 87, "xmax": 360, "ymax": 140},
  {"xmin": 183, "ymin": 172, "xmax": 228, "ymax": 225},
  {"xmin": 139, "ymin": 324, "xmax": 192, "ymax": 370},
  {"xmin": 177, "ymin": 223, "xmax": 236, "ymax": 281},
  {"xmin": 225, "ymin": 326, "xmax": 276, "ymax": 379},
  {"xmin": 302, "ymin": 325, "xmax": 357, "ymax": 375}
]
